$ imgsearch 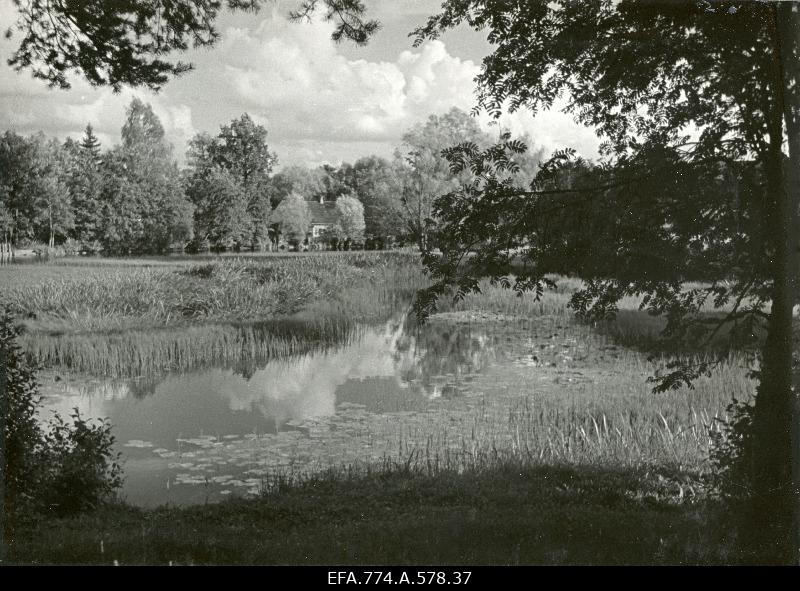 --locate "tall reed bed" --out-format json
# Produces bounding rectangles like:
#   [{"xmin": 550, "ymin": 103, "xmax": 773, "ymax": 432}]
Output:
[
  {"xmin": 5, "ymin": 251, "xmax": 427, "ymax": 376},
  {"xmin": 2, "ymin": 252, "xmax": 423, "ymax": 328},
  {"xmin": 397, "ymin": 365, "xmax": 743, "ymax": 473},
  {"xmin": 21, "ymin": 317, "xmax": 358, "ymax": 378}
]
